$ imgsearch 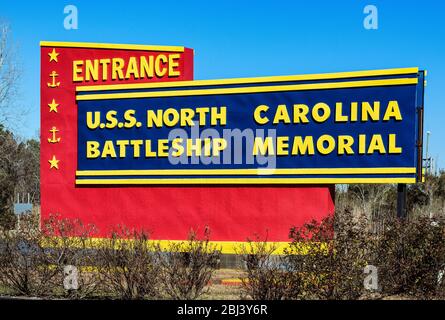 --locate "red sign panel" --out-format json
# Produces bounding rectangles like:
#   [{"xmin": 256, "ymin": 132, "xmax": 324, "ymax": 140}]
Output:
[{"xmin": 40, "ymin": 41, "xmax": 333, "ymax": 252}]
